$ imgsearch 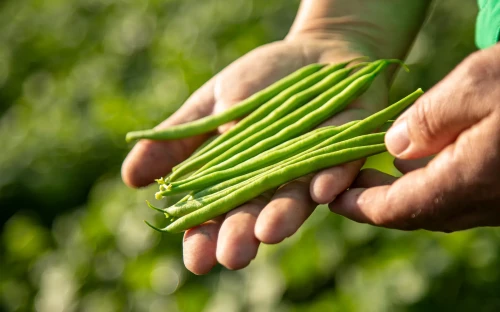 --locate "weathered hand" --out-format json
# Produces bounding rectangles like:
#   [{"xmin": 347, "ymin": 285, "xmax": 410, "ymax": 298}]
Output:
[
  {"xmin": 330, "ymin": 44, "xmax": 500, "ymax": 232},
  {"xmin": 122, "ymin": 38, "xmax": 388, "ymax": 274}
]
